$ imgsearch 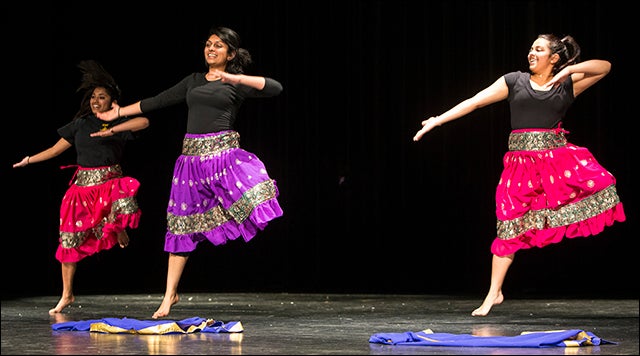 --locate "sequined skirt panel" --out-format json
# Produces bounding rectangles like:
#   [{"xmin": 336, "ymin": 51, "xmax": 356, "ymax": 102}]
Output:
[
  {"xmin": 491, "ymin": 129, "xmax": 625, "ymax": 256},
  {"xmin": 165, "ymin": 131, "xmax": 282, "ymax": 253},
  {"xmin": 57, "ymin": 165, "xmax": 141, "ymax": 263}
]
